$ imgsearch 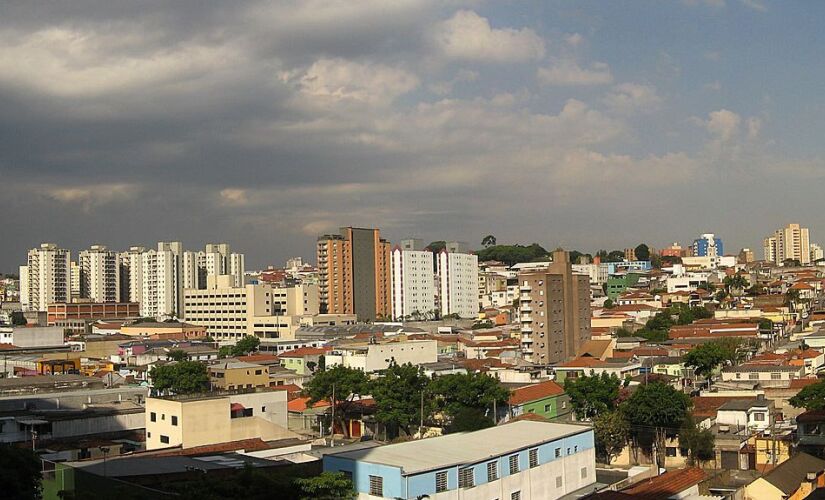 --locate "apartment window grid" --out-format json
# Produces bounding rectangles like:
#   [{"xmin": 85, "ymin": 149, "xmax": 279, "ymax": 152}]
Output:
[
  {"xmin": 529, "ymin": 448, "xmax": 539, "ymax": 468},
  {"xmin": 458, "ymin": 467, "xmax": 474, "ymax": 488},
  {"xmin": 511, "ymin": 491, "xmax": 521, "ymax": 500},
  {"xmin": 368, "ymin": 475, "xmax": 383, "ymax": 496},
  {"xmin": 509, "ymin": 454, "xmax": 520, "ymax": 474},
  {"xmin": 435, "ymin": 471, "xmax": 448, "ymax": 492},
  {"xmin": 487, "ymin": 461, "xmax": 499, "ymax": 481}
]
